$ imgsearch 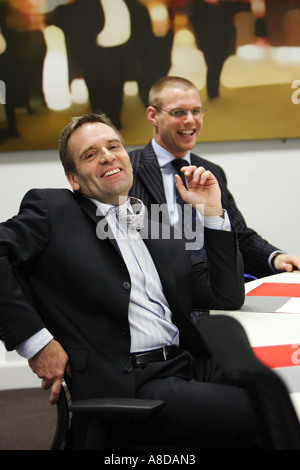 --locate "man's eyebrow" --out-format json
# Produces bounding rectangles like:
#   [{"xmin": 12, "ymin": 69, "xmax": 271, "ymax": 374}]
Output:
[
  {"xmin": 79, "ymin": 138, "xmax": 123, "ymax": 161},
  {"xmin": 107, "ymin": 137, "xmax": 123, "ymax": 146},
  {"xmin": 79, "ymin": 145, "xmax": 95, "ymax": 161}
]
